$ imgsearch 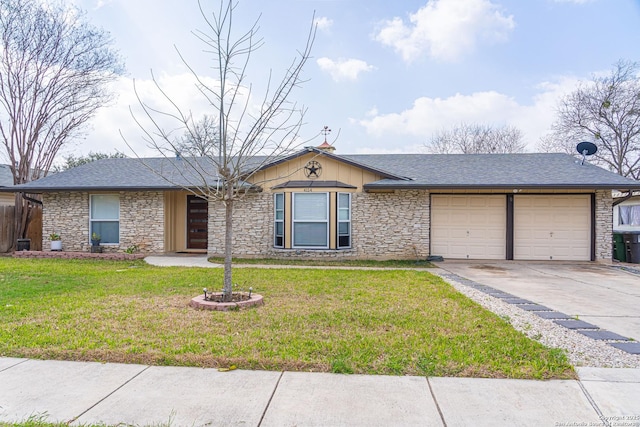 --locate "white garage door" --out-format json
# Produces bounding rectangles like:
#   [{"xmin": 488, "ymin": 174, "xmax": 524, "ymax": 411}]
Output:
[
  {"xmin": 431, "ymin": 195, "xmax": 506, "ymax": 259},
  {"xmin": 514, "ymin": 195, "xmax": 591, "ymax": 261}
]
